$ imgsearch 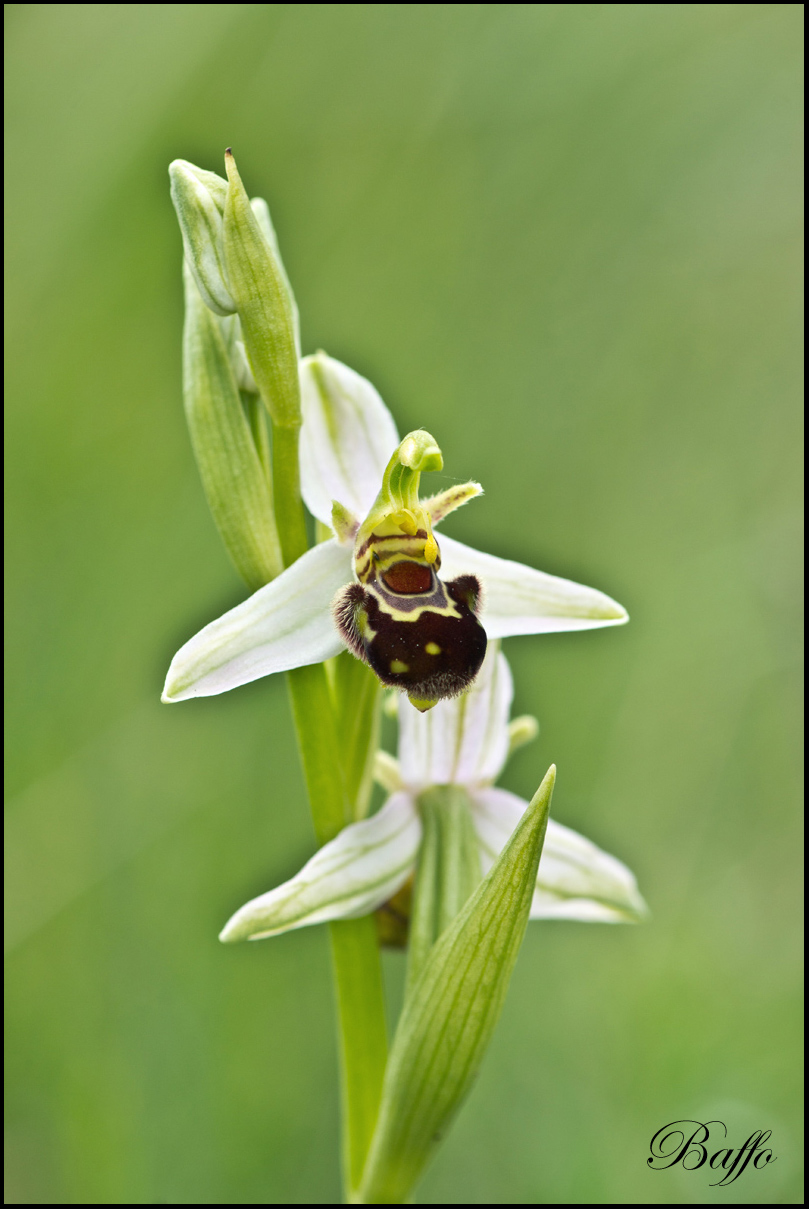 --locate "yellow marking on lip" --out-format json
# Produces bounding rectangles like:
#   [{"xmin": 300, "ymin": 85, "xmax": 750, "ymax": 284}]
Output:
[
  {"xmin": 390, "ymin": 659, "xmax": 409, "ymax": 674},
  {"xmin": 425, "ymin": 642, "xmax": 441, "ymax": 655},
  {"xmin": 372, "ymin": 592, "xmax": 462, "ymax": 624}
]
